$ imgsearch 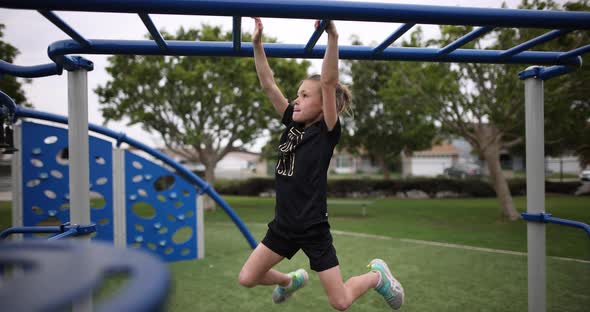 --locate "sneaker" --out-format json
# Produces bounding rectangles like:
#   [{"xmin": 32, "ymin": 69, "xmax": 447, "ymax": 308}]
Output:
[
  {"xmin": 368, "ymin": 259, "xmax": 404, "ymax": 309},
  {"xmin": 272, "ymin": 269, "xmax": 309, "ymax": 304}
]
